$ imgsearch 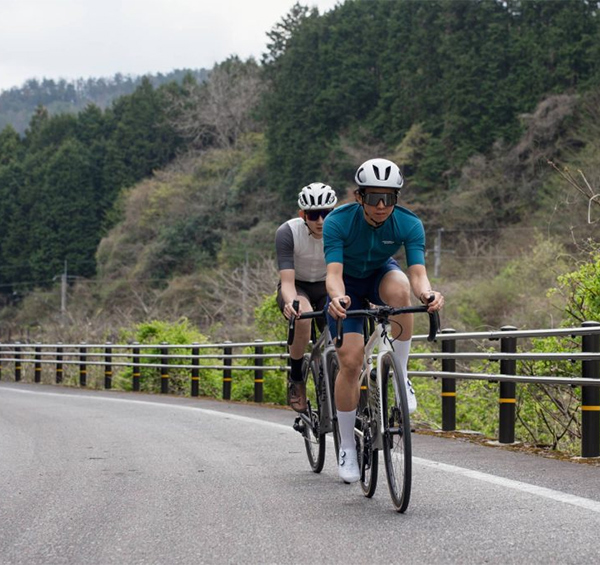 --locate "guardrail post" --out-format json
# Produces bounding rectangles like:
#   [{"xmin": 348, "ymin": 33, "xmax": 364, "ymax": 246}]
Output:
[
  {"xmin": 56, "ymin": 343, "xmax": 63, "ymax": 383},
  {"xmin": 223, "ymin": 341, "xmax": 233, "ymax": 400},
  {"xmin": 191, "ymin": 342, "xmax": 200, "ymax": 397},
  {"xmin": 441, "ymin": 329, "xmax": 456, "ymax": 431},
  {"xmin": 160, "ymin": 342, "xmax": 169, "ymax": 394},
  {"xmin": 79, "ymin": 342, "xmax": 87, "ymax": 387},
  {"xmin": 581, "ymin": 321, "xmax": 600, "ymax": 457},
  {"xmin": 0, "ymin": 341, "xmax": 3, "ymax": 380},
  {"xmin": 223, "ymin": 341, "xmax": 232, "ymax": 400},
  {"xmin": 254, "ymin": 339, "xmax": 264, "ymax": 403},
  {"xmin": 132, "ymin": 342, "xmax": 141, "ymax": 391},
  {"xmin": 499, "ymin": 326, "xmax": 517, "ymax": 444},
  {"xmin": 34, "ymin": 344, "xmax": 42, "ymax": 383},
  {"xmin": 104, "ymin": 342, "xmax": 112, "ymax": 389},
  {"xmin": 15, "ymin": 341, "xmax": 22, "ymax": 382}
]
